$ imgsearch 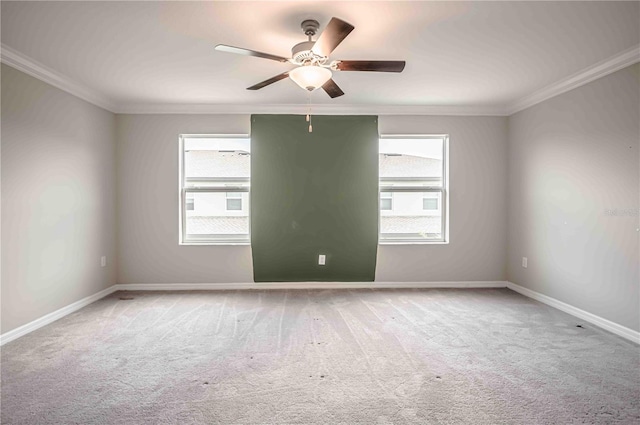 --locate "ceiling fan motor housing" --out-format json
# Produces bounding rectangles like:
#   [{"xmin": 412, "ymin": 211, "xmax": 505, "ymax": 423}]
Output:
[
  {"xmin": 291, "ymin": 41, "xmax": 316, "ymax": 63},
  {"xmin": 291, "ymin": 19, "xmax": 327, "ymax": 65}
]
